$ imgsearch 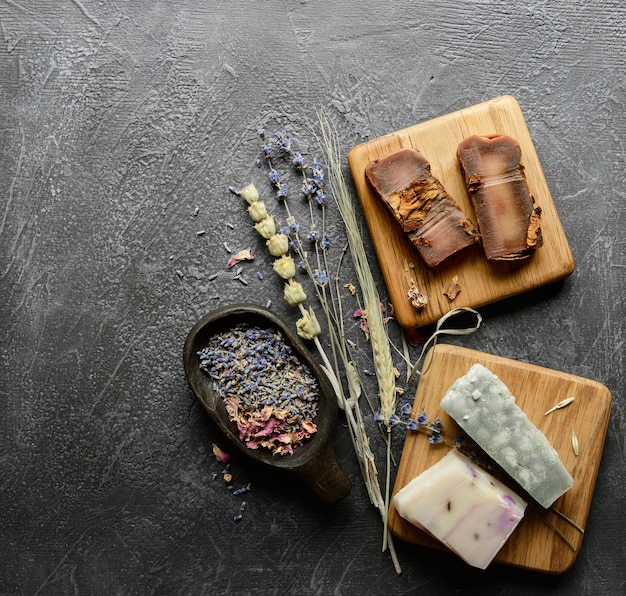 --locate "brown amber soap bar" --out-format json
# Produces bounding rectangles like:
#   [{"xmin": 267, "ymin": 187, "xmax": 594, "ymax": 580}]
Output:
[
  {"xmin": 365, "ymin": 148, "xmax": 480, "ymax": 268},
  {"xmin": 457, "ymin": 135, "xmax": 542, "ymax": 261}
]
